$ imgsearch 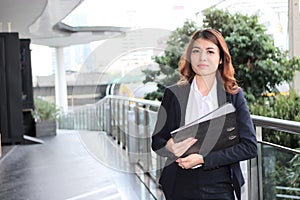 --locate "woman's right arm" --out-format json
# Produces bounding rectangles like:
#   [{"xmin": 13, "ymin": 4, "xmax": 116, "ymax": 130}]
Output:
[
  {"xmin": 151, "ymin": 87, "xmax": 196, "ymax": 158},
  {"xmin": 151, "ymin": 88, "xmax": 175, "ymax": 157}
]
